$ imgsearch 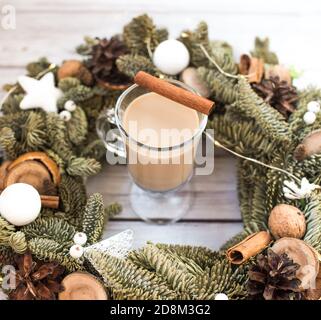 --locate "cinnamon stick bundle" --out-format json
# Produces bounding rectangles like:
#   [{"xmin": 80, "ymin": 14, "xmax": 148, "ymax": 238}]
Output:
[{"xmin": 226, "ymin": 231, "xmax": 272, "ymax": 265}]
